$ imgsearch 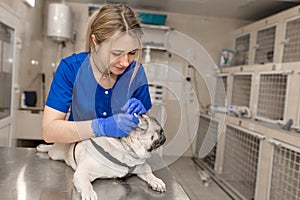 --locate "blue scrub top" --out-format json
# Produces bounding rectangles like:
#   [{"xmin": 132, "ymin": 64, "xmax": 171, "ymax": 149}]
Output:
[{"xmin": 46, "ymin": 52, "xmax": 152, "ymax": 121}]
